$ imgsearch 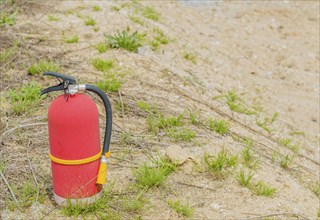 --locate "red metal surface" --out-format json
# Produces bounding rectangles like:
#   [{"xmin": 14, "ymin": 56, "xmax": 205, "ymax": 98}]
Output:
[{"xmin": 48, "ymin": 93, "xmax": 101, "ymax": 198}]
